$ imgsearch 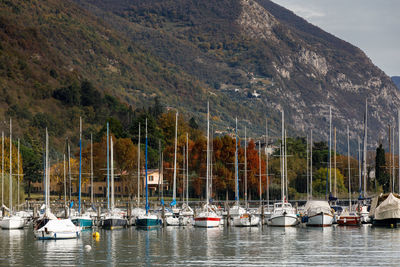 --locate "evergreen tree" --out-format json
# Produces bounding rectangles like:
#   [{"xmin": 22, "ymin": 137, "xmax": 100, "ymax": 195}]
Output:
[{"xmin": 376, "ymin": 143, "xmax": 389, "ymax": 192}]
